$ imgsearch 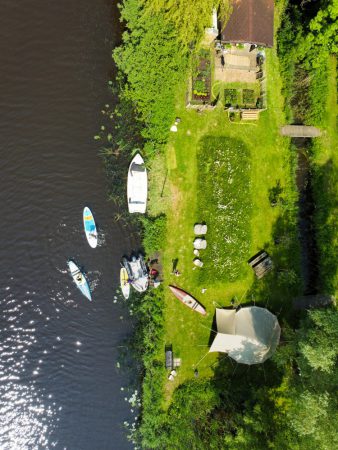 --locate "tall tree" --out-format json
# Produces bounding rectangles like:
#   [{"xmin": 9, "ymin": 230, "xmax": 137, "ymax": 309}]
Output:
[
  {"xmin": 114, "ymin": 0, "xmax": 188, "ymax": 143},
  {"xmin": 141, "ymin": 0, "xmax": 233, "ymax": 48}
]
